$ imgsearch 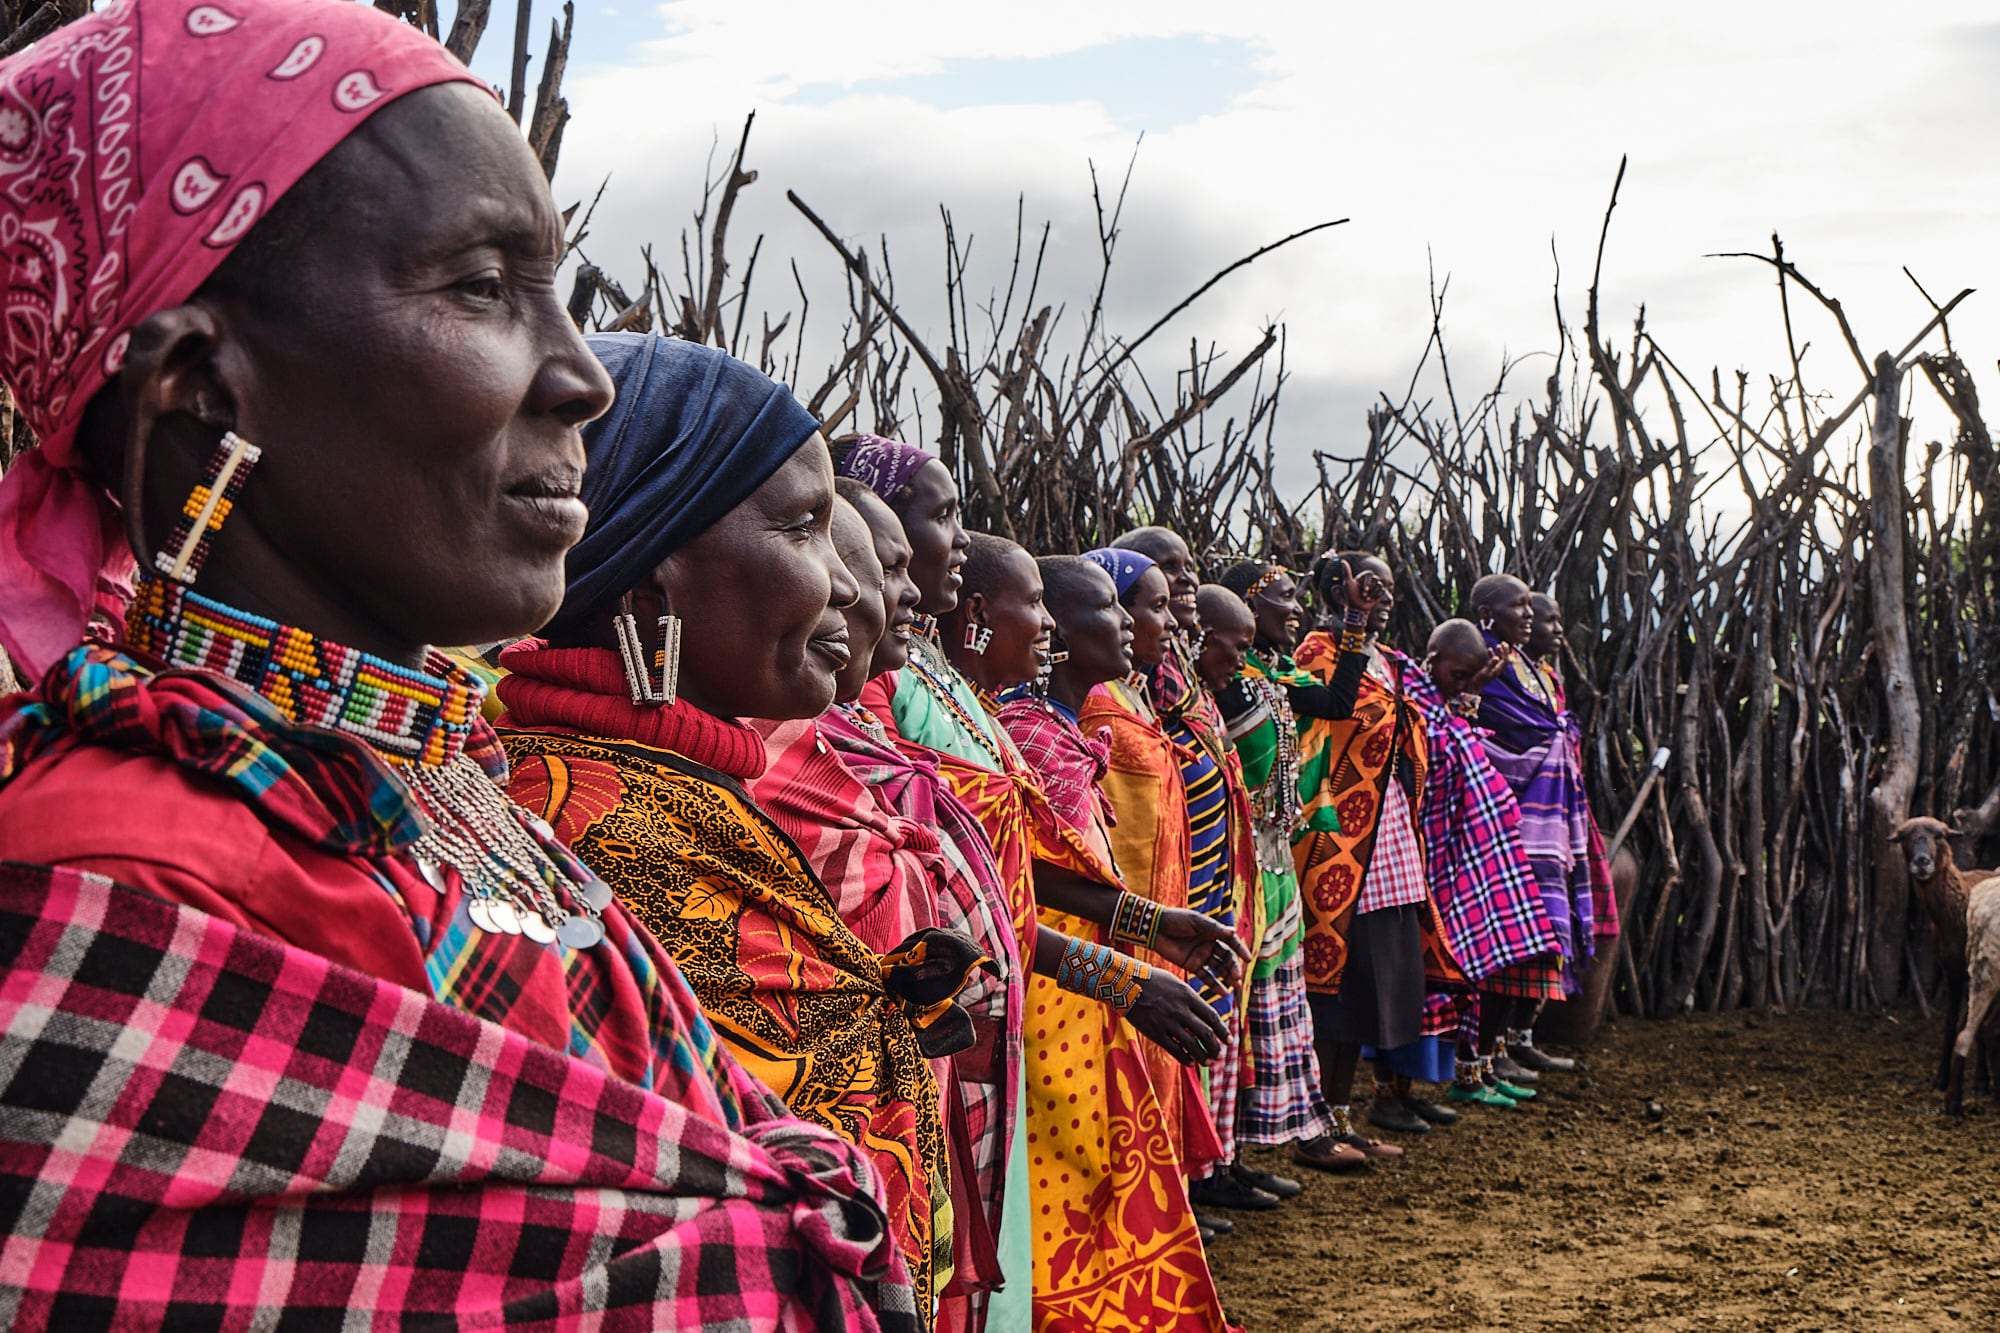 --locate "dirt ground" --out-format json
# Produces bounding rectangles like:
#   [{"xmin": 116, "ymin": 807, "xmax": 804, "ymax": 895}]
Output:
[{"xmin": 1208, "ymin": 1009, "xmax": 2000, "ymax": 1331}]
